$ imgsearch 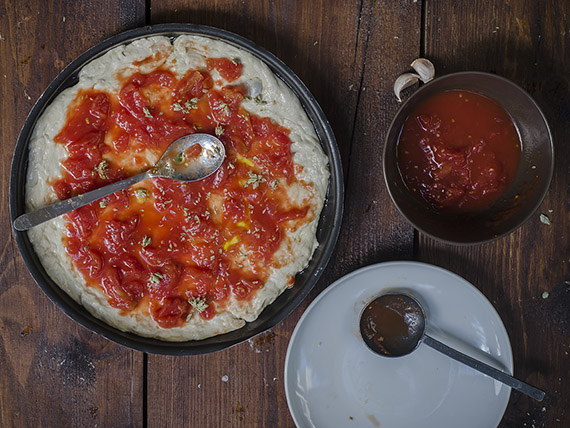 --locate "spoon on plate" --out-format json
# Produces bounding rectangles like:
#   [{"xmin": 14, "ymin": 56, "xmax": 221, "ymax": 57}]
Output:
[
  {"xmin": 359, "ymin": 293, "xmax": 546, "ymax": 402},
  {"xmin": 13, "ymin": 133, "xmax": 225, "ymax": 231}
]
